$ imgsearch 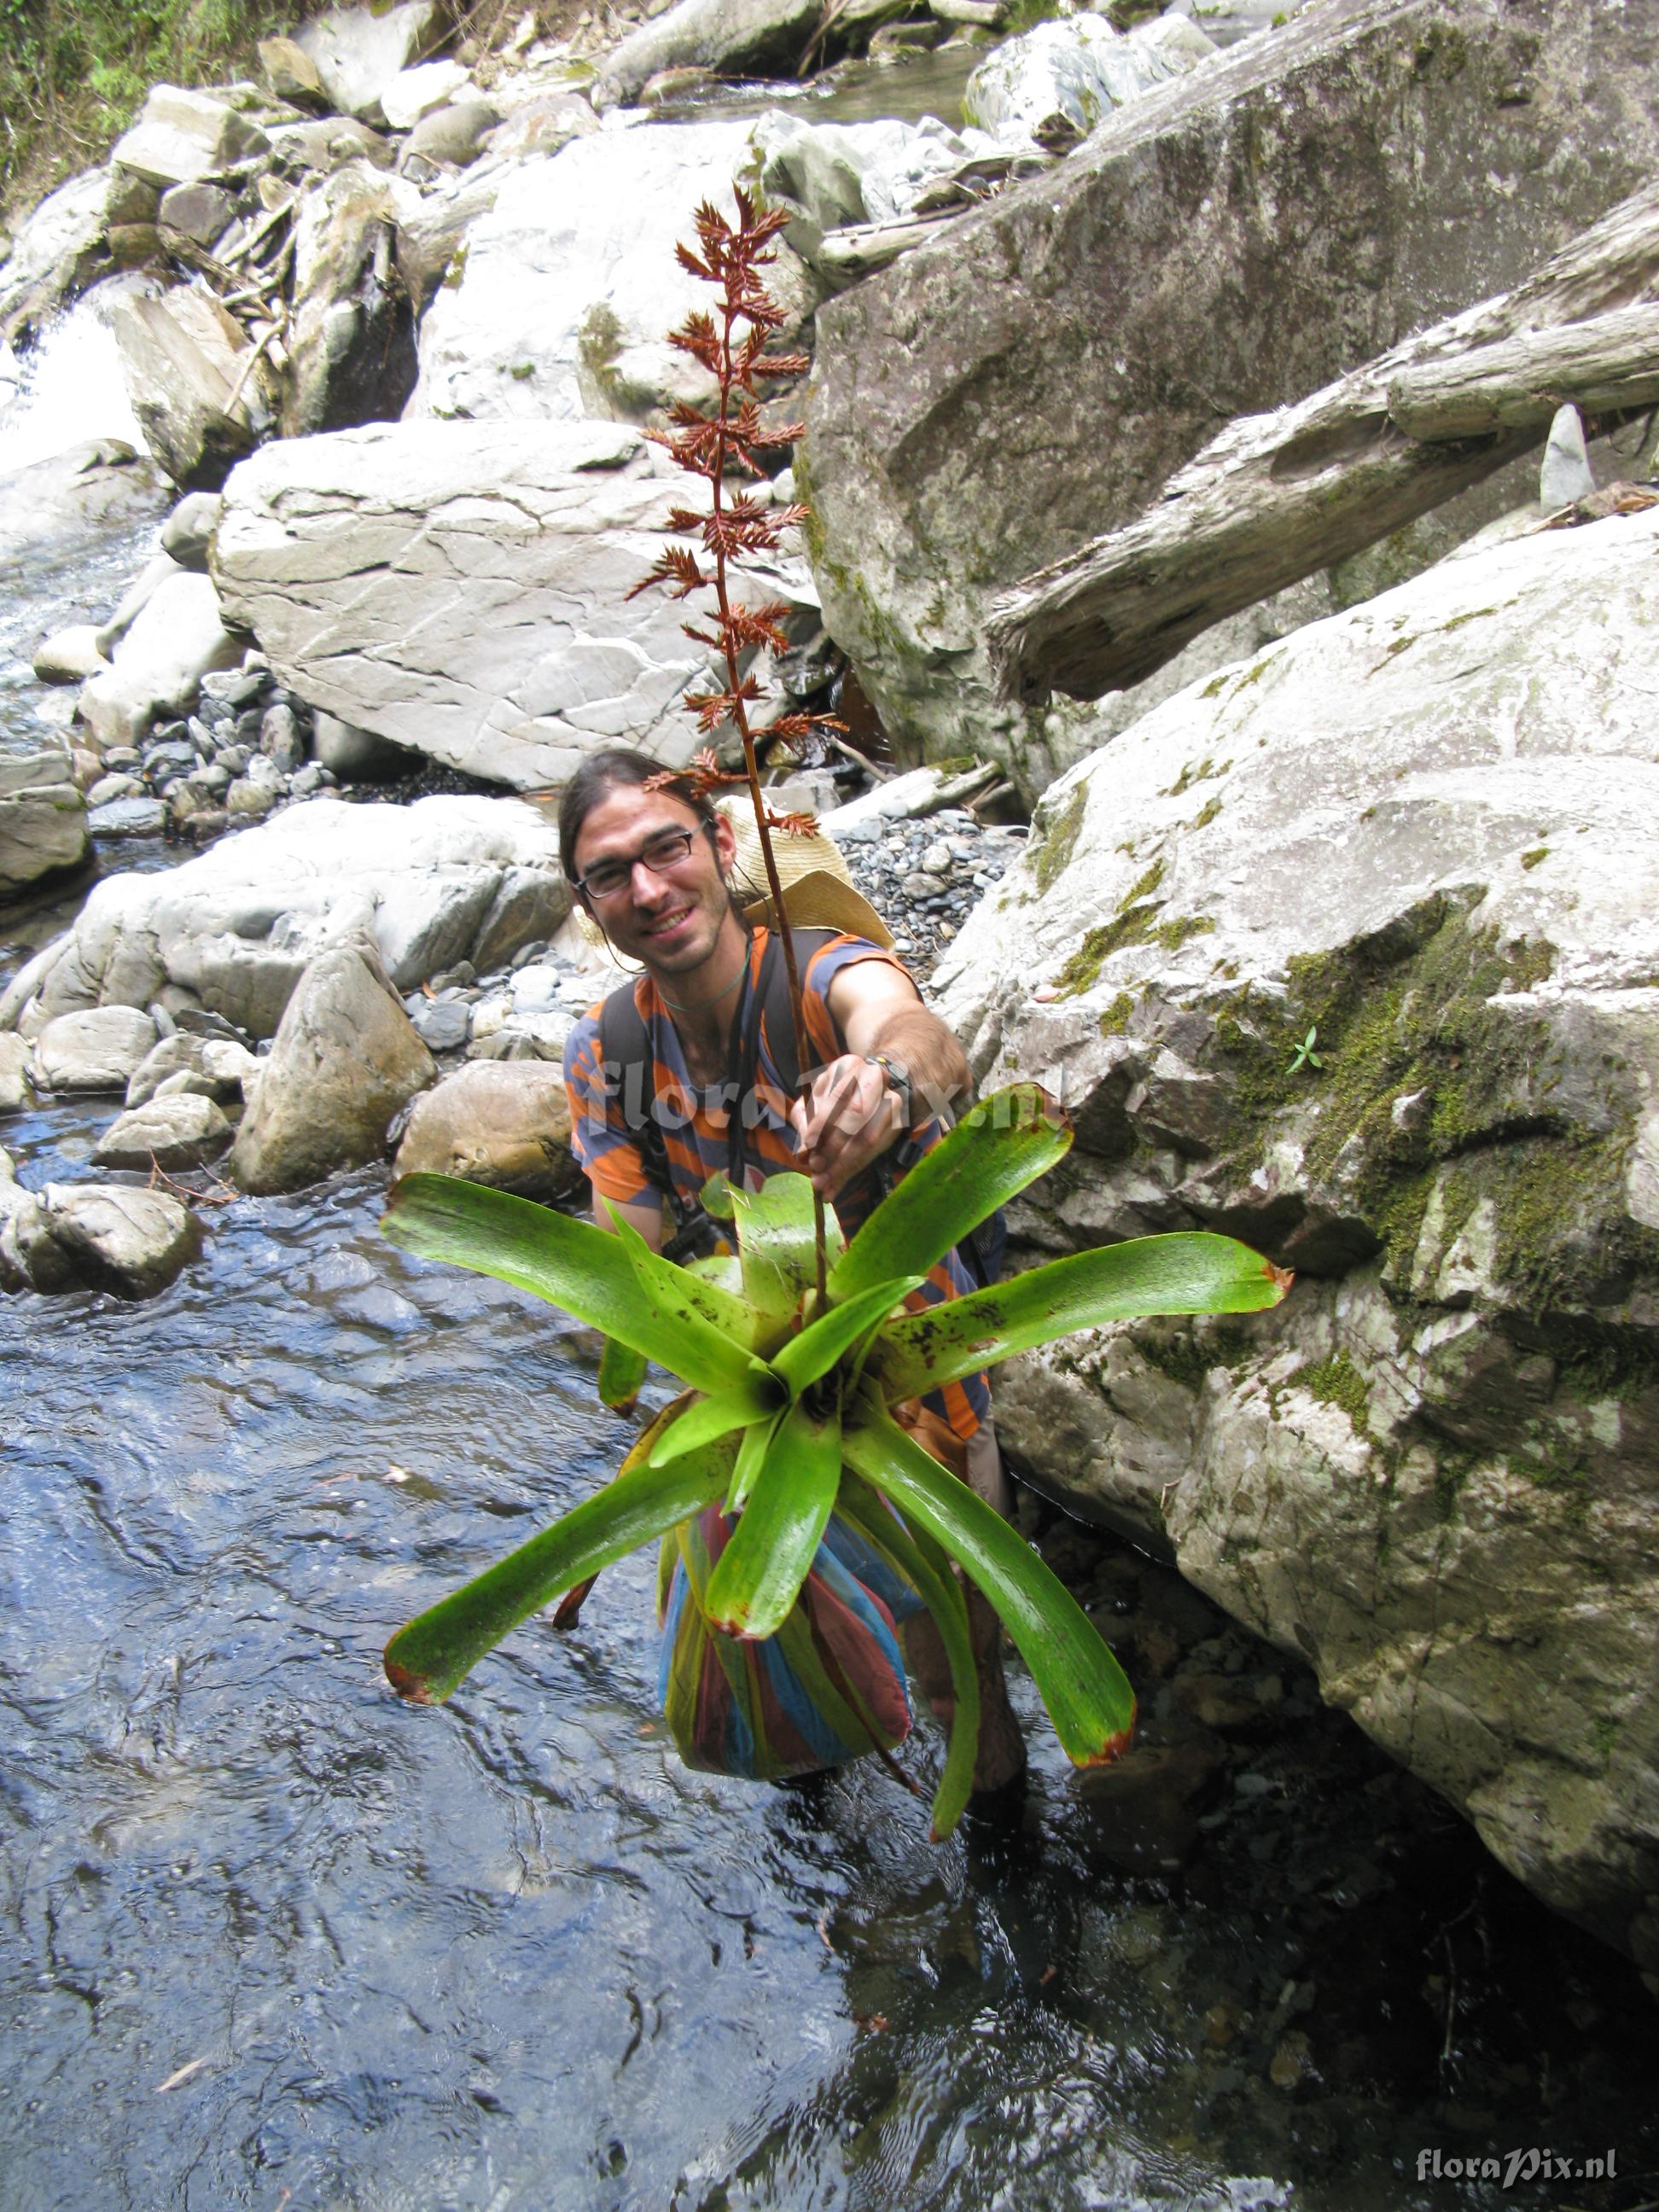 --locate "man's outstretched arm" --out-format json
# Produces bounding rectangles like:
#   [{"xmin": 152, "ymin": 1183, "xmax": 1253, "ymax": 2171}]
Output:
[{"xmin": 789, "ymin": 958, "xmax": 970, "ymax": 1199}]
